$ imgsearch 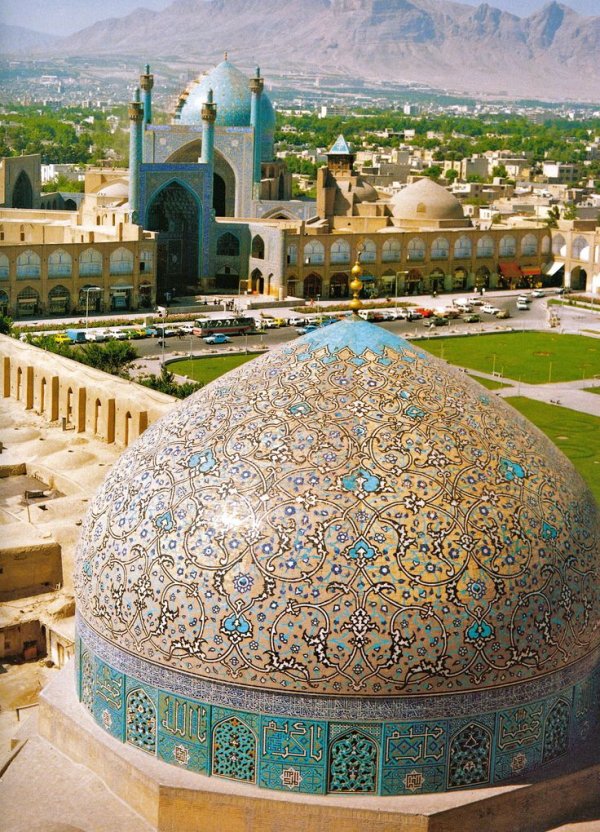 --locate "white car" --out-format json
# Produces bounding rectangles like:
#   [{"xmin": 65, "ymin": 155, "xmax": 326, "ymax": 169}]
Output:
[
  {"xmin": 531, "ymin": 289, "xmax": 545, "ymax": 298},
  {"xmin": 178, "ymin": 323, "xmax": 195, "ymax": 335},
  {"xmin": 107, "ymin": 327, "xmax": 127, "ymax": 340},
  {"xmin": 481, "ymin": 304, "xmax": 500, "ymax": 315},
  {"xmin": 85, "ymin": 329, "xmax": 108, "ymax": 342},
  {"xmin": 516, "ymin": 300, "xmax": 530, "ymax": 311}
]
